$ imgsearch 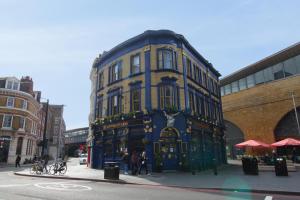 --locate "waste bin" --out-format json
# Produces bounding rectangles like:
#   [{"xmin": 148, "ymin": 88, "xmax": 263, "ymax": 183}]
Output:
[
  {"xmin": 242, "ymin": 157, "xmax": 258, "ymax": 175},
  {"xmin": 104, "ymin": 162, "xmax": 120, "ymax": 180},
  {"xmin": 274, "ymin": 157, "xmax": 288, "ymax": 176}
]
